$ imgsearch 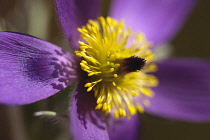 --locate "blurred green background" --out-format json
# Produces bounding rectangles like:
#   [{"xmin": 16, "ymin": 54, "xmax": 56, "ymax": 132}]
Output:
[{"xmin": 0, "ymin": 0, "xmax": 210, "ymax": 140}]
